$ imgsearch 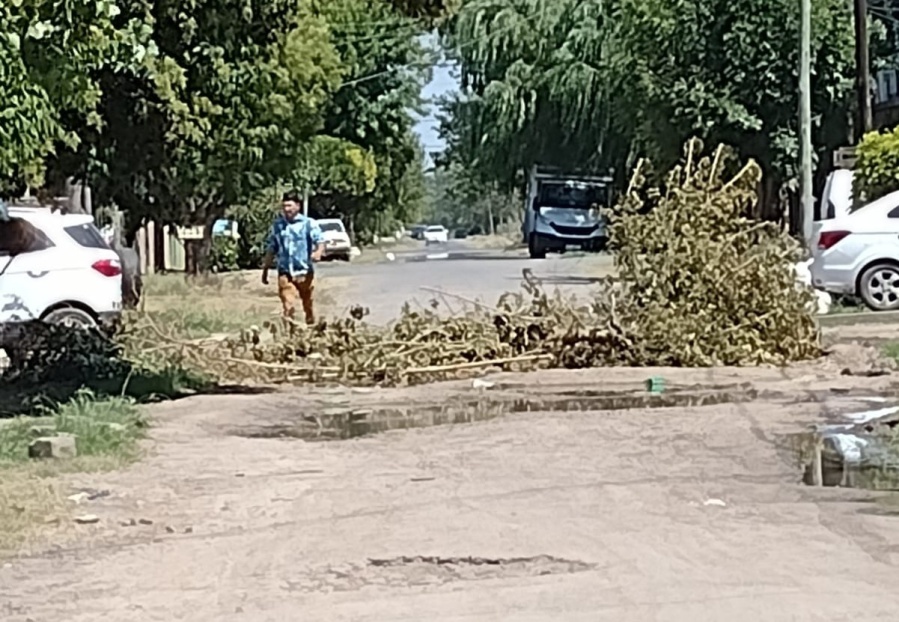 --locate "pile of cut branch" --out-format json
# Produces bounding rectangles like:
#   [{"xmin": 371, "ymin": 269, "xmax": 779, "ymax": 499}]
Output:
[{"xmin": 2, "ymin": 140, "xmax": 821, "ymax": 390}]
